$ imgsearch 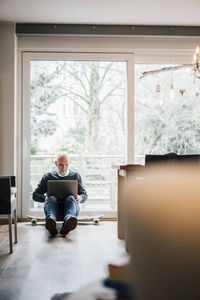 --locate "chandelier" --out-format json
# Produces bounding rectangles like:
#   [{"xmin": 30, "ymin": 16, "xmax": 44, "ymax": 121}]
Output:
[{"xmin": 140, "ymin": 46, "xmax": 200, "ymax": 79}]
